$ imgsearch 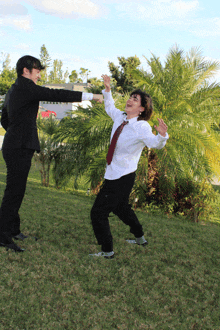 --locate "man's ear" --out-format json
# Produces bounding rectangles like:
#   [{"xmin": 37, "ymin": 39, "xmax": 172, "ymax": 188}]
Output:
[{"xmin": 22, "ymin": 67, "xmax": 30, "ymax": 76}]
